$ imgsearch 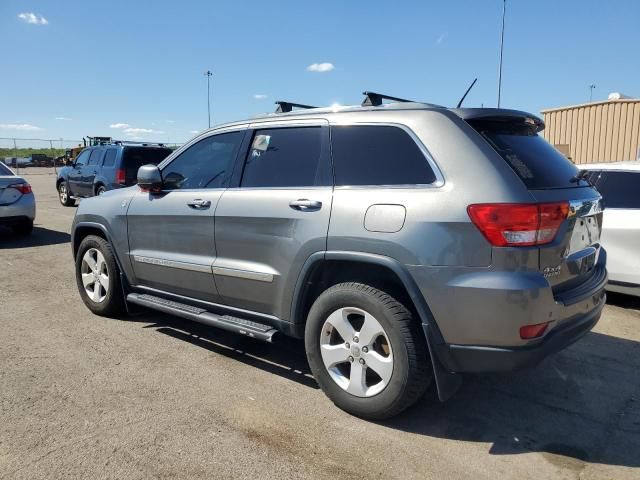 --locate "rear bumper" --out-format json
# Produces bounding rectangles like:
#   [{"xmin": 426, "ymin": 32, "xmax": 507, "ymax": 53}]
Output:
[
  {"xmin": 433, "ymin": 298, "xmax": 604, "ymax": 373},
  {"xmin": 0, "ymin": 195, "xmax": 36, "ymax": 222}
]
